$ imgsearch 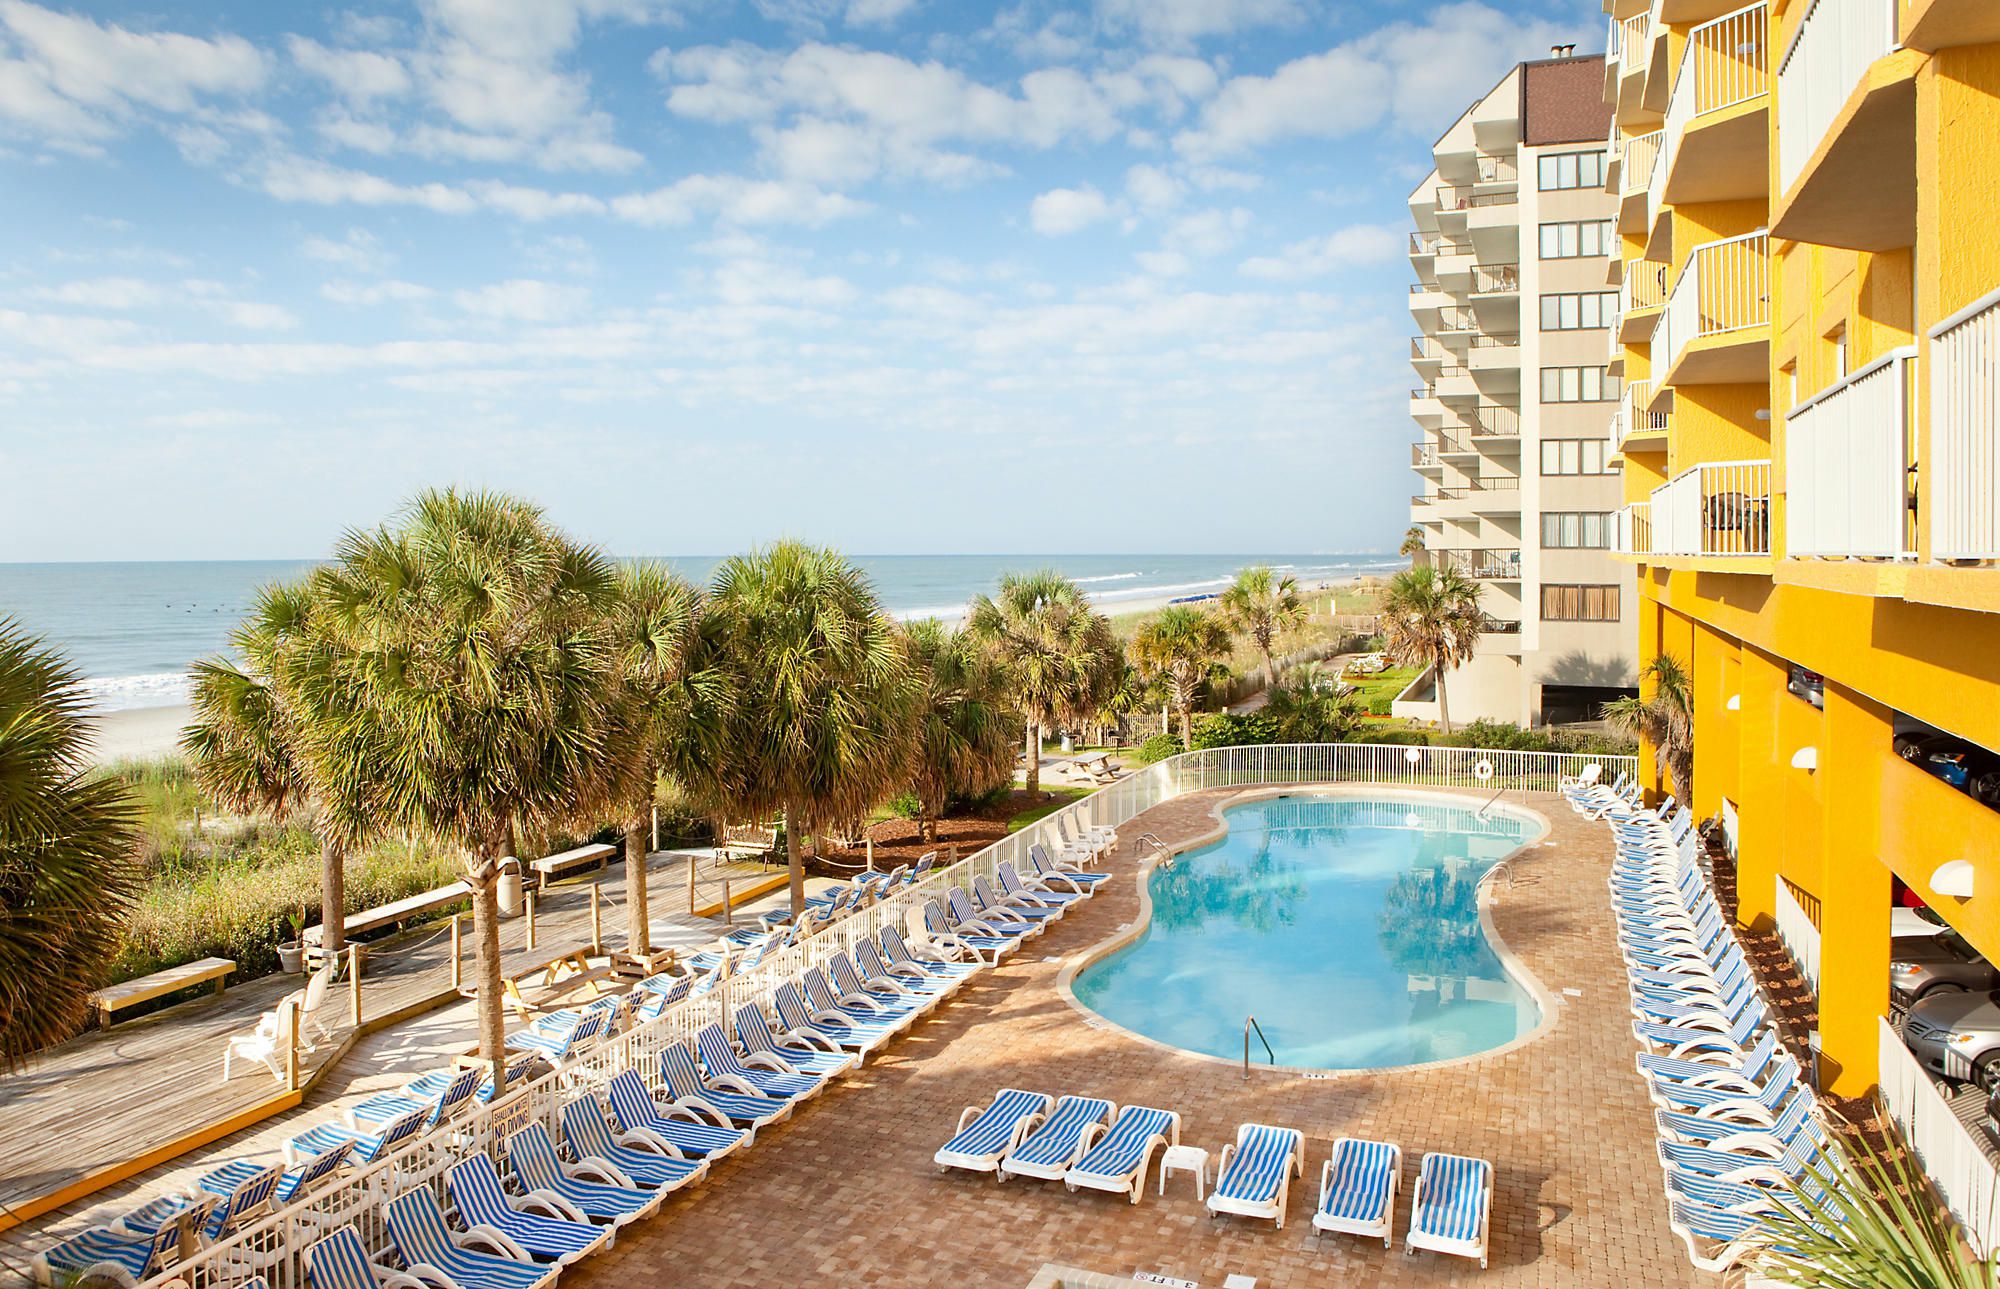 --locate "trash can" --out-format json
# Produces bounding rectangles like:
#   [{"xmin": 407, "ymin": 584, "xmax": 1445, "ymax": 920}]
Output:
[
  {"xmin": 497, "ymin": 861, "xmax": 524, "ymax": 918},
  {"xmin": 1060, "ymin": 733, "xmax": 1074, "ymax": 754}
]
